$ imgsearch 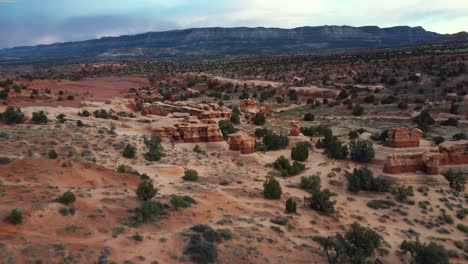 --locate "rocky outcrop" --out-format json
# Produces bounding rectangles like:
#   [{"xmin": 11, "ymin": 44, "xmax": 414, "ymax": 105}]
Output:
[
  {"xmin": 142, "ymin": 101, "xmax": 231, "ymax": 119},
  {"xmin": 383, "ymin": 140, "xmax": 468, "ymax": 175},
  {"xmin": 439, "ymin": 140, "xmax": 468, "ymax": 165},
  {"xmin": 386, "ymin": 127, "xmax": 422, "ymax": 148},
  {"xmin": 290, "ymin": 121, "xmax": 301, "ymax": 137},
  {"xmin": 383, "ymin": 152, "xmax": 442, "ymax": 175},
  {"xmin": 239, "ymin": 99, "xmax": 257, "ymax": 111},
  {"xmin": 228, "ymin": 132, "xmax": 256, "ymax": 154}
]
